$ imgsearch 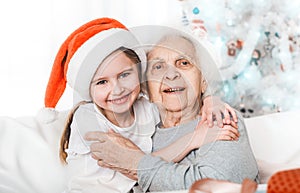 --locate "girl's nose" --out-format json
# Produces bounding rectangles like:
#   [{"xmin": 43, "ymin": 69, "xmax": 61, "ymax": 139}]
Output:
[{"xmin": 112, "ymin": 81, "xmax": 124, "ymax": 95}]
